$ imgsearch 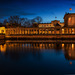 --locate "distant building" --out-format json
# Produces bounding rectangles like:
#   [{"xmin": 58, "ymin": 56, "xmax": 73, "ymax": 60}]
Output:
[
  {"xmin": 1, "ymin": 13, "xmax": 75, "ymax": 39},
  {"xmin": 38, "ymin": 20, "xmax": 64, "ymax": 28},
  {"xmin": 64, "ymin": 13, "xmax": 75, "ymax": 27}
]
